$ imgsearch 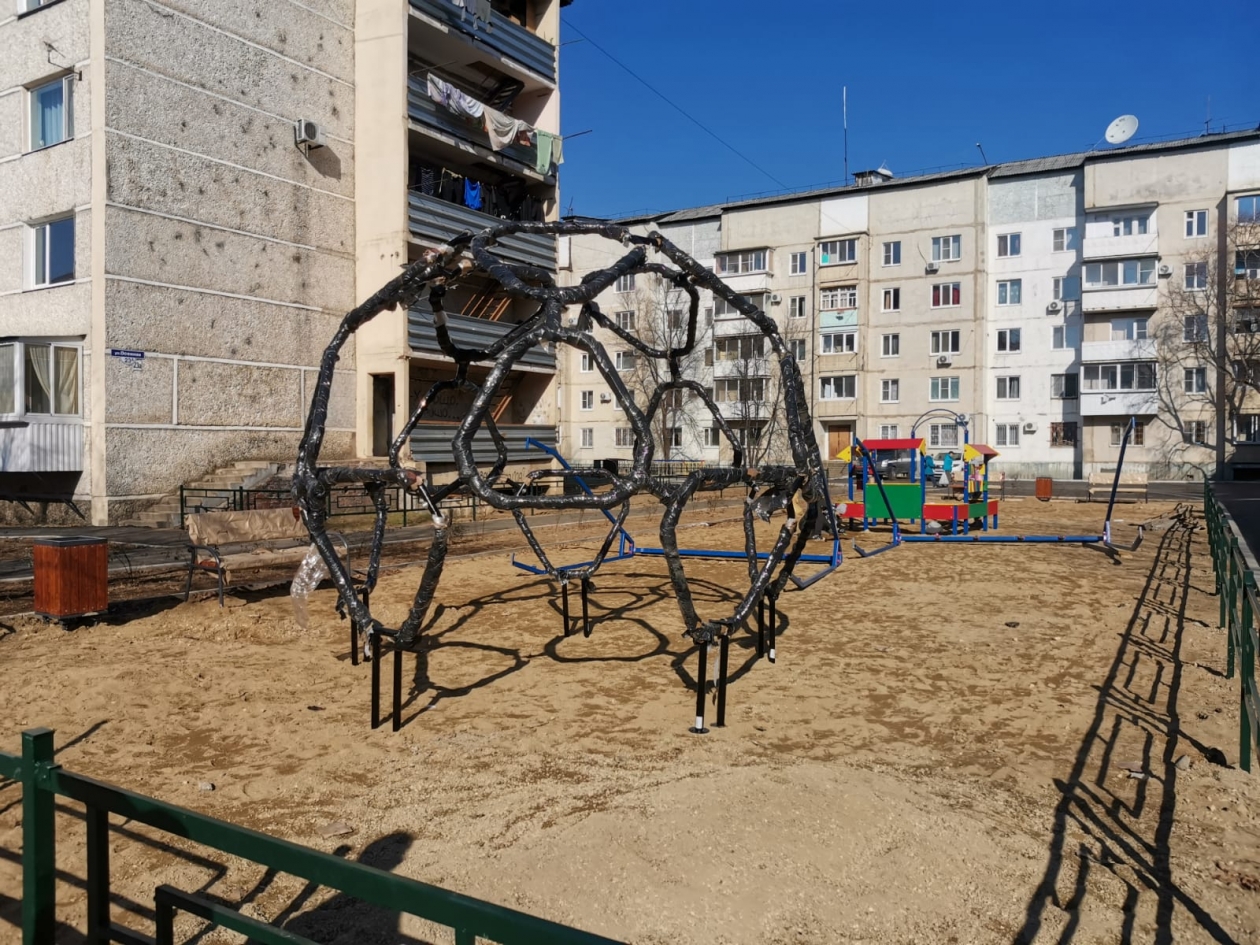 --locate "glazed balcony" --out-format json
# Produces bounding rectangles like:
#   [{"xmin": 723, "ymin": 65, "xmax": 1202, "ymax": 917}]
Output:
[
  {"xmin": 408, "ymin": 191, "xmax": 555, "ymax": 272},
  {"xmin": 1080, "ymin": 338, "xmax": 1158, "ymax": 362},
  {"xmin": 409, "ymin": 306, "xmax": 556, "ymax": 371},
  {"xmin": 409, "ymin": 0, "xmax": 556, "ymax": 84}
]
